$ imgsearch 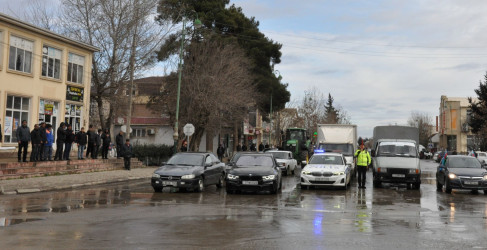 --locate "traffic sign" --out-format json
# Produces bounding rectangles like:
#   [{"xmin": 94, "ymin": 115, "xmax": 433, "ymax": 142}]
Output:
[{"xmin": 183, "ymin": 123, "xmax": 195, "ymax": 136}]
